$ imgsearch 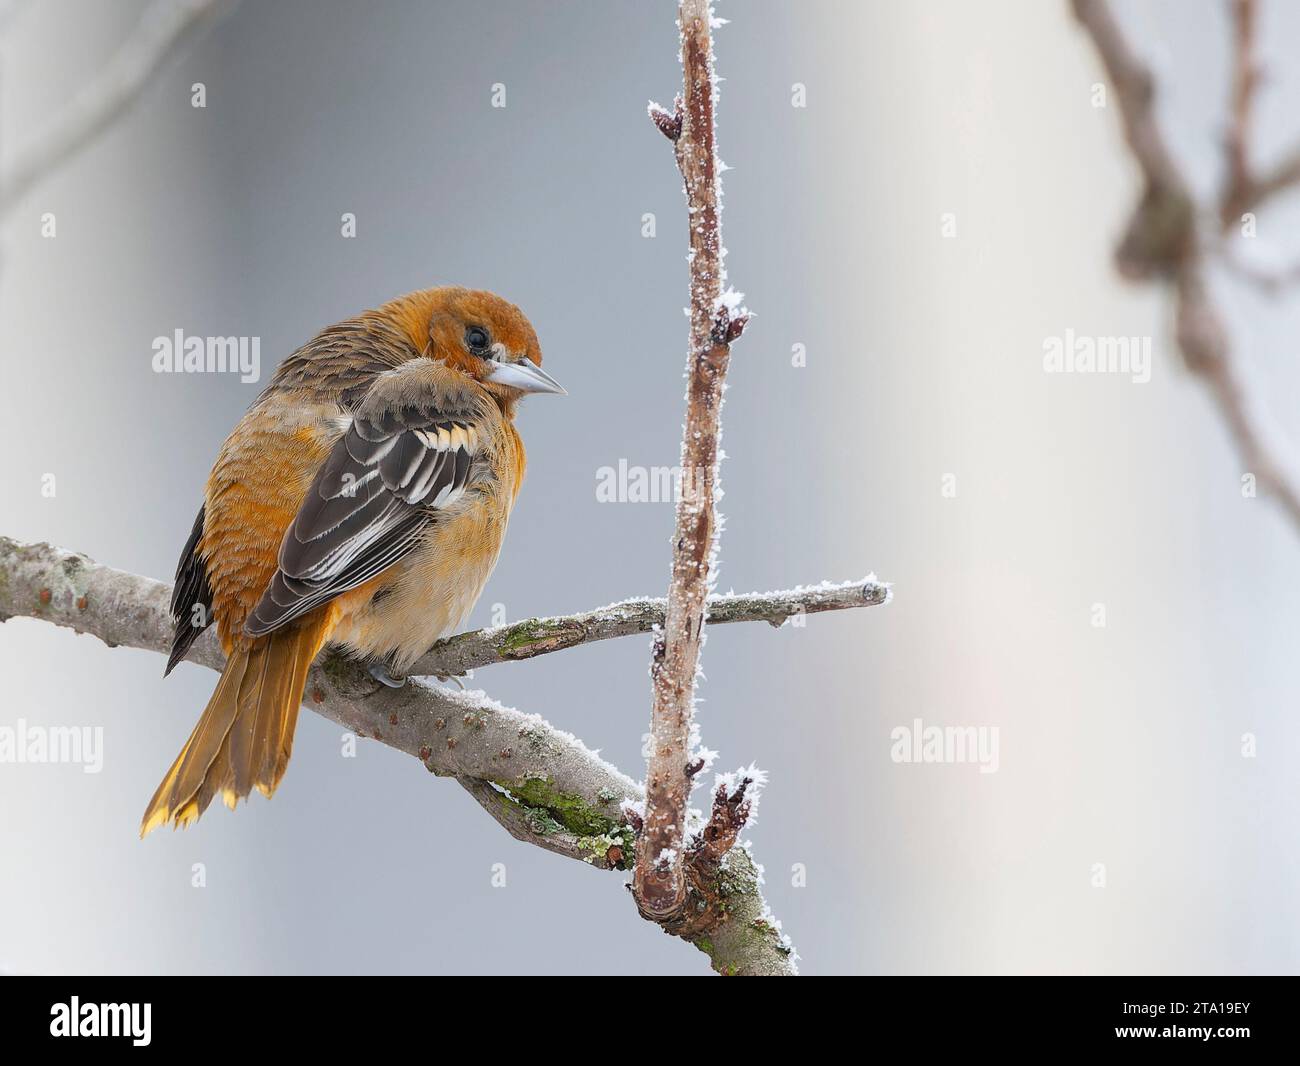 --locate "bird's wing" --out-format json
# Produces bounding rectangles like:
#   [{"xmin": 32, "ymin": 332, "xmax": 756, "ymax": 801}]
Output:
[
  {"xmin": 244, "ymin": 364, "xmax": 485, "ymax": 637},
  {"xmin": 165, "ymin": 503, "xmax": 215, "ymax": 675}
]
